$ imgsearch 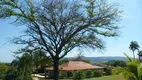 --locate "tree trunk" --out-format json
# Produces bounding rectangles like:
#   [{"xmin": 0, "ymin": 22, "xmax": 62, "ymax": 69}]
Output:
[
  {"xmin": 45, "ymin": 69, "xmax": 47, "ymax": 78},
  {"xmin": 53, "ymin": 58, "xmax": 59, "ymax": 80},
  {"xmin": 133, "ymin": 51, "xmax": 135, "ymax": 60}
]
